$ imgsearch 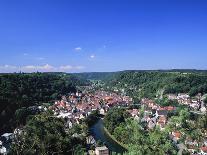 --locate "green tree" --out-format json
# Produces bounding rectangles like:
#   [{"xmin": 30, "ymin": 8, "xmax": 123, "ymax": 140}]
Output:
[
  {"xmin": 204, "ymin": 97, "xmax": 207, "ymax": 106},
  {"xmin": 11, "ymin": 112, "xmax": 86, "ymax": 155},
  {"xmin": 104, "ymin": 108, "xmax": 128, "ymax": 133}
]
